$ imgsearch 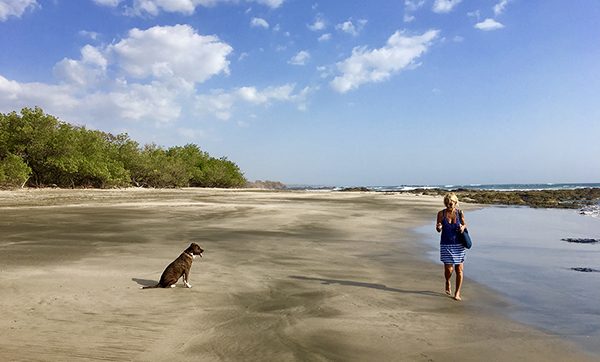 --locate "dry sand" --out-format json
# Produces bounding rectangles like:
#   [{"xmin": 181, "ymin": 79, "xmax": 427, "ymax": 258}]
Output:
[{"xmin": 0, "ymin": 188, "xmax": 594, "ymax": 361}]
